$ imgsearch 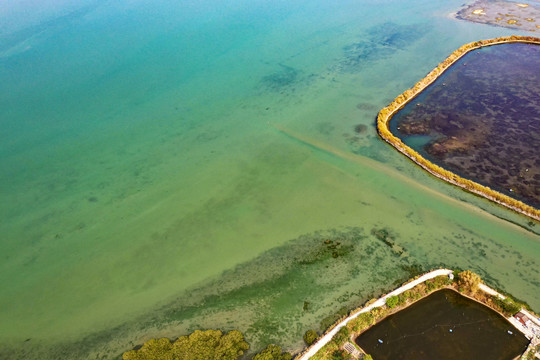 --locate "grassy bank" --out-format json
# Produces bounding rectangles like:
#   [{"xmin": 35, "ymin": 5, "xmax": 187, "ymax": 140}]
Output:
[{"xmin": 308, "ymin": 270, "xmax": 536, "ymax": 360}]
